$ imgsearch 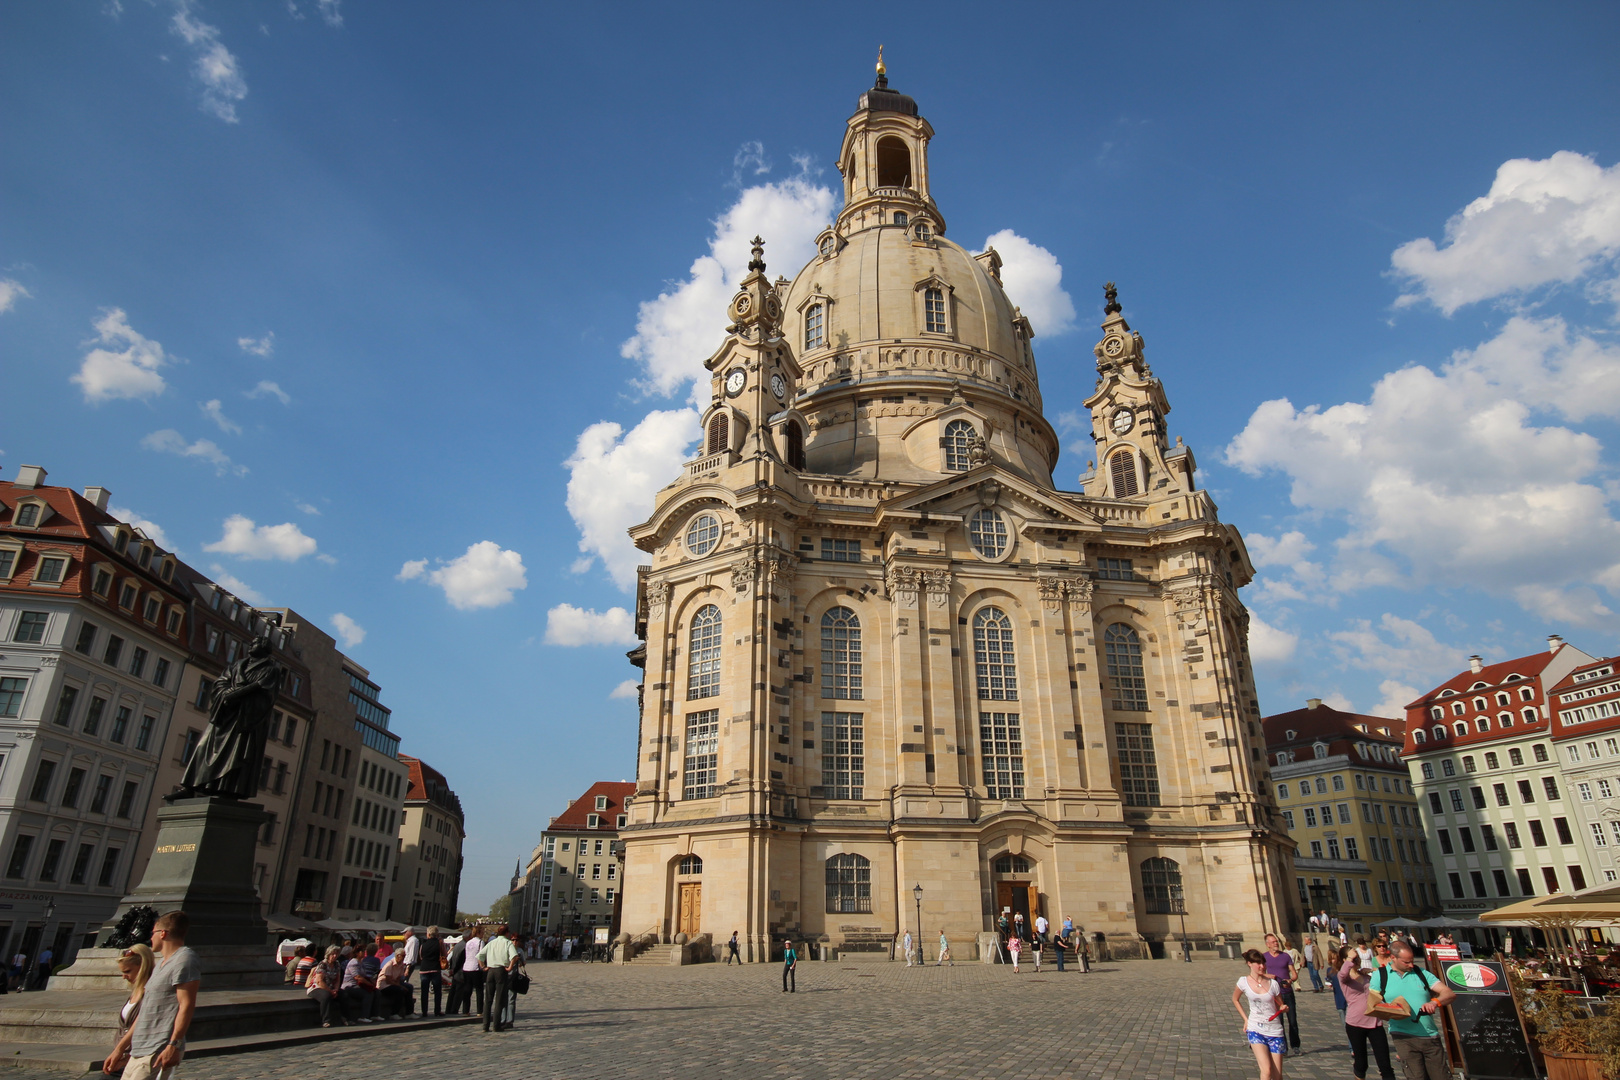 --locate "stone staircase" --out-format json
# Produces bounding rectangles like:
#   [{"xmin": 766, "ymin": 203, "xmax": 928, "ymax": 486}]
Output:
[{"xmin": 627, "ymin": 943, "xmax": 681, "ymax": 964}]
